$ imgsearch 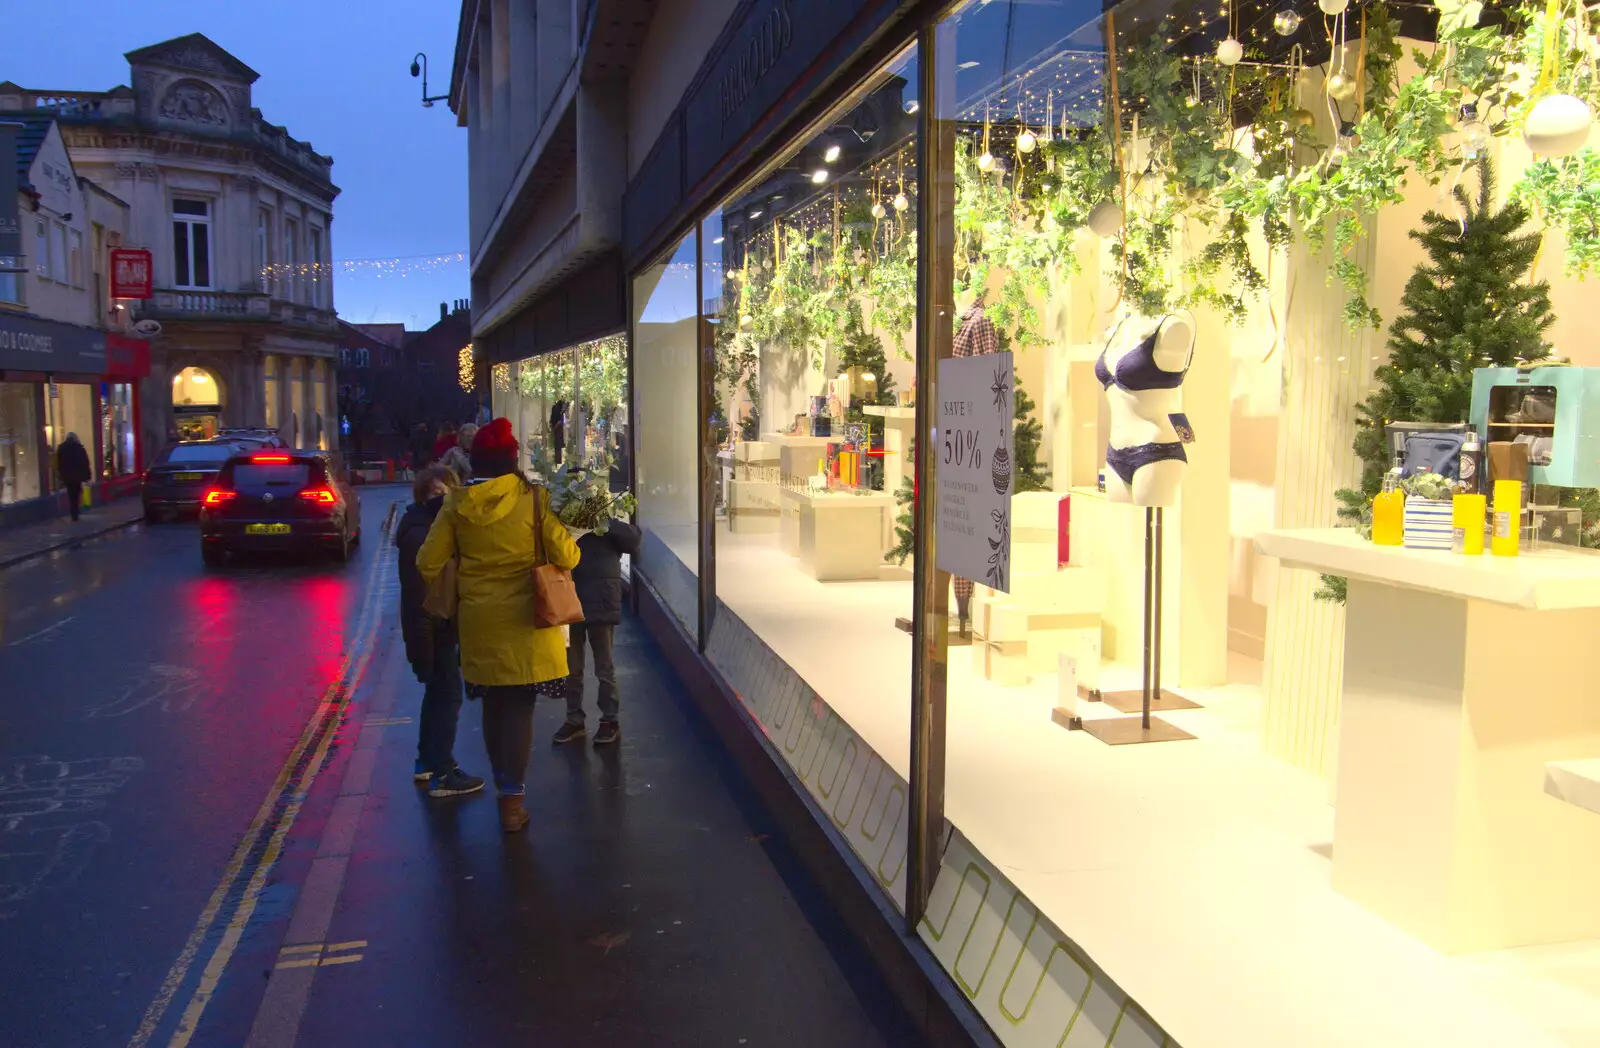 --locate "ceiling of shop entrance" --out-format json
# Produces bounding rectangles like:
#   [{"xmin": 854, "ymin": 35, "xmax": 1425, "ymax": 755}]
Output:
[{"xmin": 171, "ymin": 367, "xmax": 221, "ymax": 408}]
